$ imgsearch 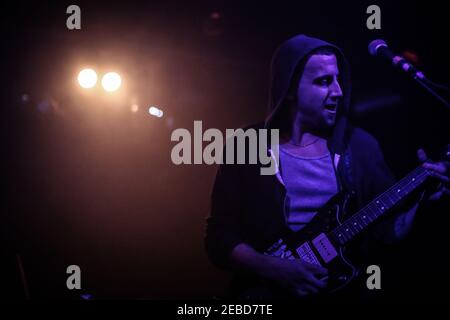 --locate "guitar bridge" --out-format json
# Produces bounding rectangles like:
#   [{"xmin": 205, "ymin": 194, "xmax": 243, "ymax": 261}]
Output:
[{"xmin": 296, "ymin": 242, "xmax": 322, "ymax": 266}]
